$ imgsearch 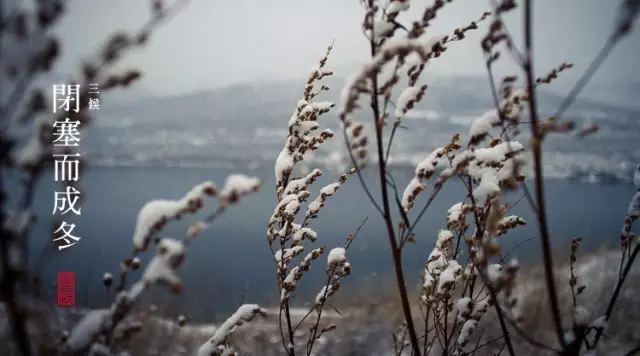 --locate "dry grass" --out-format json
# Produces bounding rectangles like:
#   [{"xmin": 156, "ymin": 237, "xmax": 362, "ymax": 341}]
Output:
[
  {"xmin": 1, "ymin": 246, "xmax": 638, "ymax": 355},
  {"xmin": 1, "ymin": 0, "xmax": 639, "ymax": 355}
]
